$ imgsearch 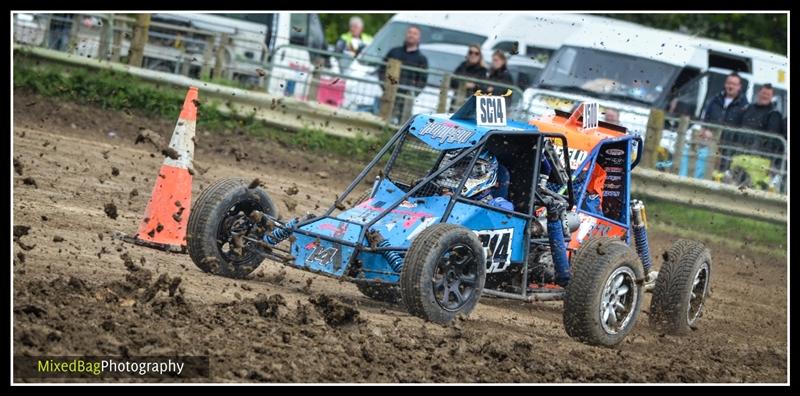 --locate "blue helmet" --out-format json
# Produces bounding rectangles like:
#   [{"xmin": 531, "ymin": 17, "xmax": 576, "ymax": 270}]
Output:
[{"xmin": 437, "ymin": 149, "xmax": 499, "ymax": 198}]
